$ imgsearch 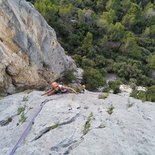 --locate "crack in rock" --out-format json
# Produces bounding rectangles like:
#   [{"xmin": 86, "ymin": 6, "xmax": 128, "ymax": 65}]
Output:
[
  {"xmin": 50, "ymin": 131, "xmax": 84, "ymax": 155},
  {"xmin": 32, "ymin": 125, "xmax": 57, "ymax": 141},
  {"xmin": 32, "ymin": 113, "xmax": 80, "ymax": 141},
  {"xmin": 59, "ymin": 113, "xmax": 80, "ymax": 126},
  {"xmin": 0, "ymin": 120, "xmax": 9, "ymax": 126},
  {"xmin": 63, "ymin": 137, "xmax": 83, "ymax": 155},
  {"xmin": 0, "ymin": 113, "xmax": 18, "ymax": 126}
]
